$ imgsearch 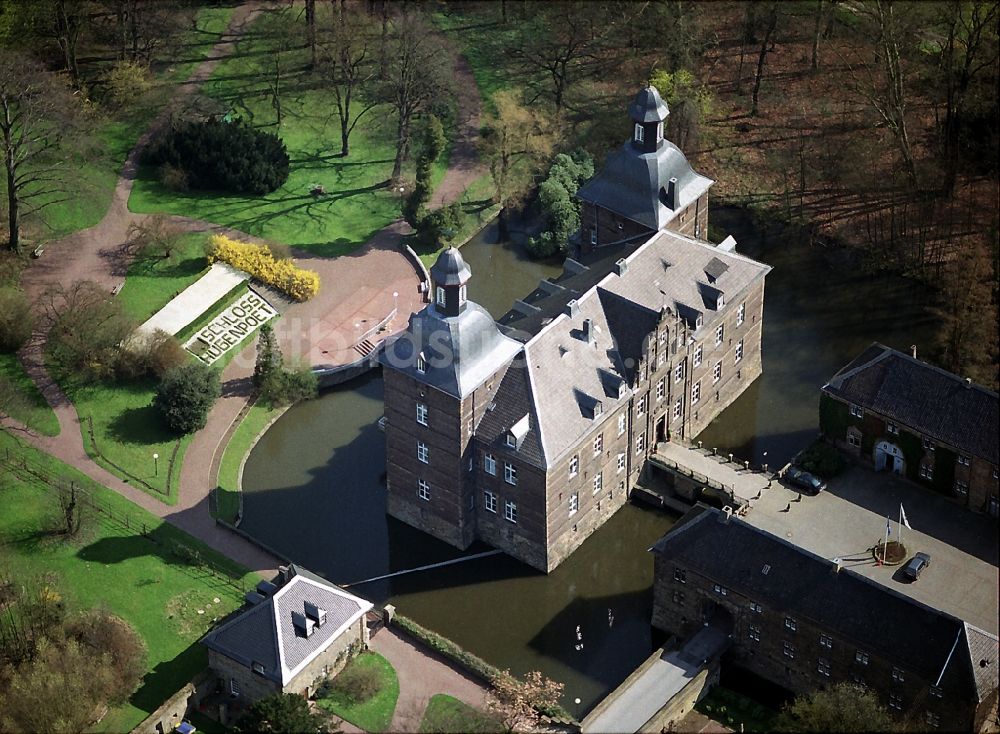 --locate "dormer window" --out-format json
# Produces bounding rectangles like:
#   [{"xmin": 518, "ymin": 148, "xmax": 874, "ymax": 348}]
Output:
[
  {"xmin": 436, "ymin": 287, "xmax": 446, "ymax": 306},
  {"xmin": 506, "ymin": 433, "xmax": 516, "ymax": 448},
  {"xmin": 416, "ymin": 352, "xmax": 426, "ymax": 373},
  {"xmin": 252, "ymin": 661, "xmax": 266, "ymax": 675},
  {"xmin": 634, "ymin": 123, "xmax": 644, "ymax": 143},
  {"xmin": 617, "ymin": 380, "xmax": 628, "ymax": 400}
]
